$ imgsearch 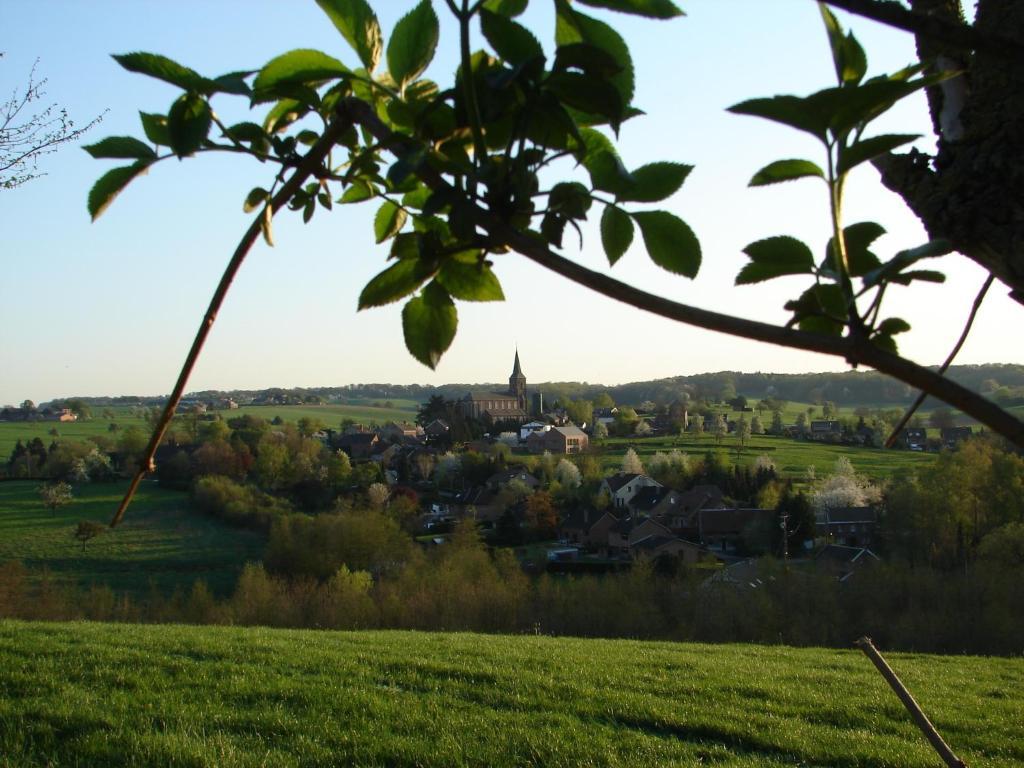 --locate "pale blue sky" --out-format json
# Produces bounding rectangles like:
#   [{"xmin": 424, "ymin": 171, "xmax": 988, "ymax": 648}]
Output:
[{"xmin": 2, "ymin": 0, "xmax": 1018, "ymax": 404}]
